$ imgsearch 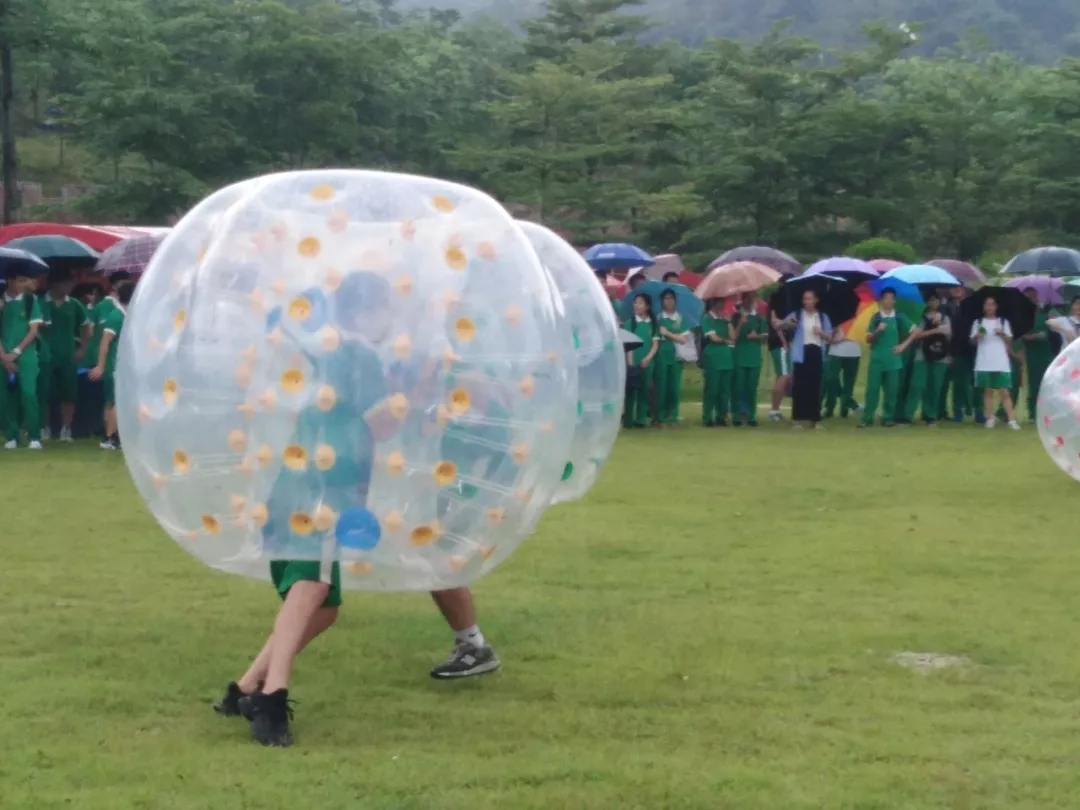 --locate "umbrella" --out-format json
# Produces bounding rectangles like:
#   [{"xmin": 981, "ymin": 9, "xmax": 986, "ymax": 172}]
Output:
[
  {"xmin": 1002, "ymin": 275, "xmax": 1065, "ymax": 306},
  {"xmin": 868, "ymin": 259, "xmax": 904, "ymax": 273},
  {"xmin": 1001, "ymin": 247, "xmax": 1080, "ymax": 278},
  {"xmin": 636, "ymin": 253, "xmax": 684, "ymax": 281},
  {"xmin": 928, "ymin": 259, "xmax": 986, "ymax": 287},
  {"xmin": 959, "ymin": 286, "xmax": 1037, "ymax": 339},
  {"xmin": 621, "ymin": 281, "xmax": 704, "ymax": 329},
  {"xmin": 844, "ymin": 278, "xmax": 926, "ymax": 347},
  {"xmin": 882, "ymin": 264, "xmax": 960, "ymax": 287},
  {"xmin": 5, "ymin": 234, "xmax": 100, "ymax": 273},
  {"xmin": 802, "ymin": 257, "xmax": 878, "ymax": 283},
  {"xmin": 775, "ymin": 273, "xmax": 860, "ymax": 325},
  {"xmin": 95, "ymin": 232, "xmax": 168, "ymax": 276},
  {"xmin": 619, "ymin": 328, "xmax": 643, "ymax": 350},
  {"xmin": 695, "ymin": 261, "xmax": 781, "ymax": 301},
  {"xmin": 583, "ymin": 243, "xmax": 654, "ymax": 272},
  {"xmin": 707, "ymin": 246, "xmax": 801, "ymax": 276},
  {"xmin": 0, "ymin": 247, "xmax": 50, "ymax": 279}
]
